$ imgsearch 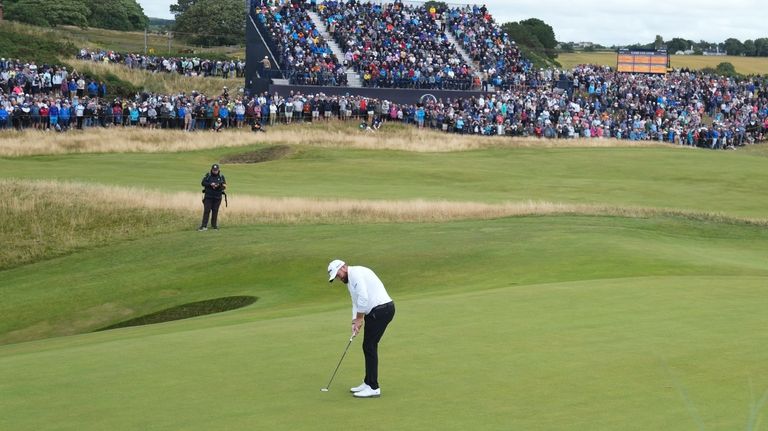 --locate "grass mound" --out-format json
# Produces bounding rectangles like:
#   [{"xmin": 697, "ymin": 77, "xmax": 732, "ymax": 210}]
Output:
[
  {"xmin": 67, "ymin": 59, "xmax": 242, "ymax": 97},
  {"xmin": 0, "ymin": 179, "xmax": 191, "ymax": 271},
  {"xmin": 219, "ymin": 145, "xmax": 294, "ymax": 164},
  {"xmin": 98, "ymin": 296, "xmax": 257, "ymax": 331},
  {"xmin": 0, "ymin": 22, "xmax": 77, "ymax": 65}
]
